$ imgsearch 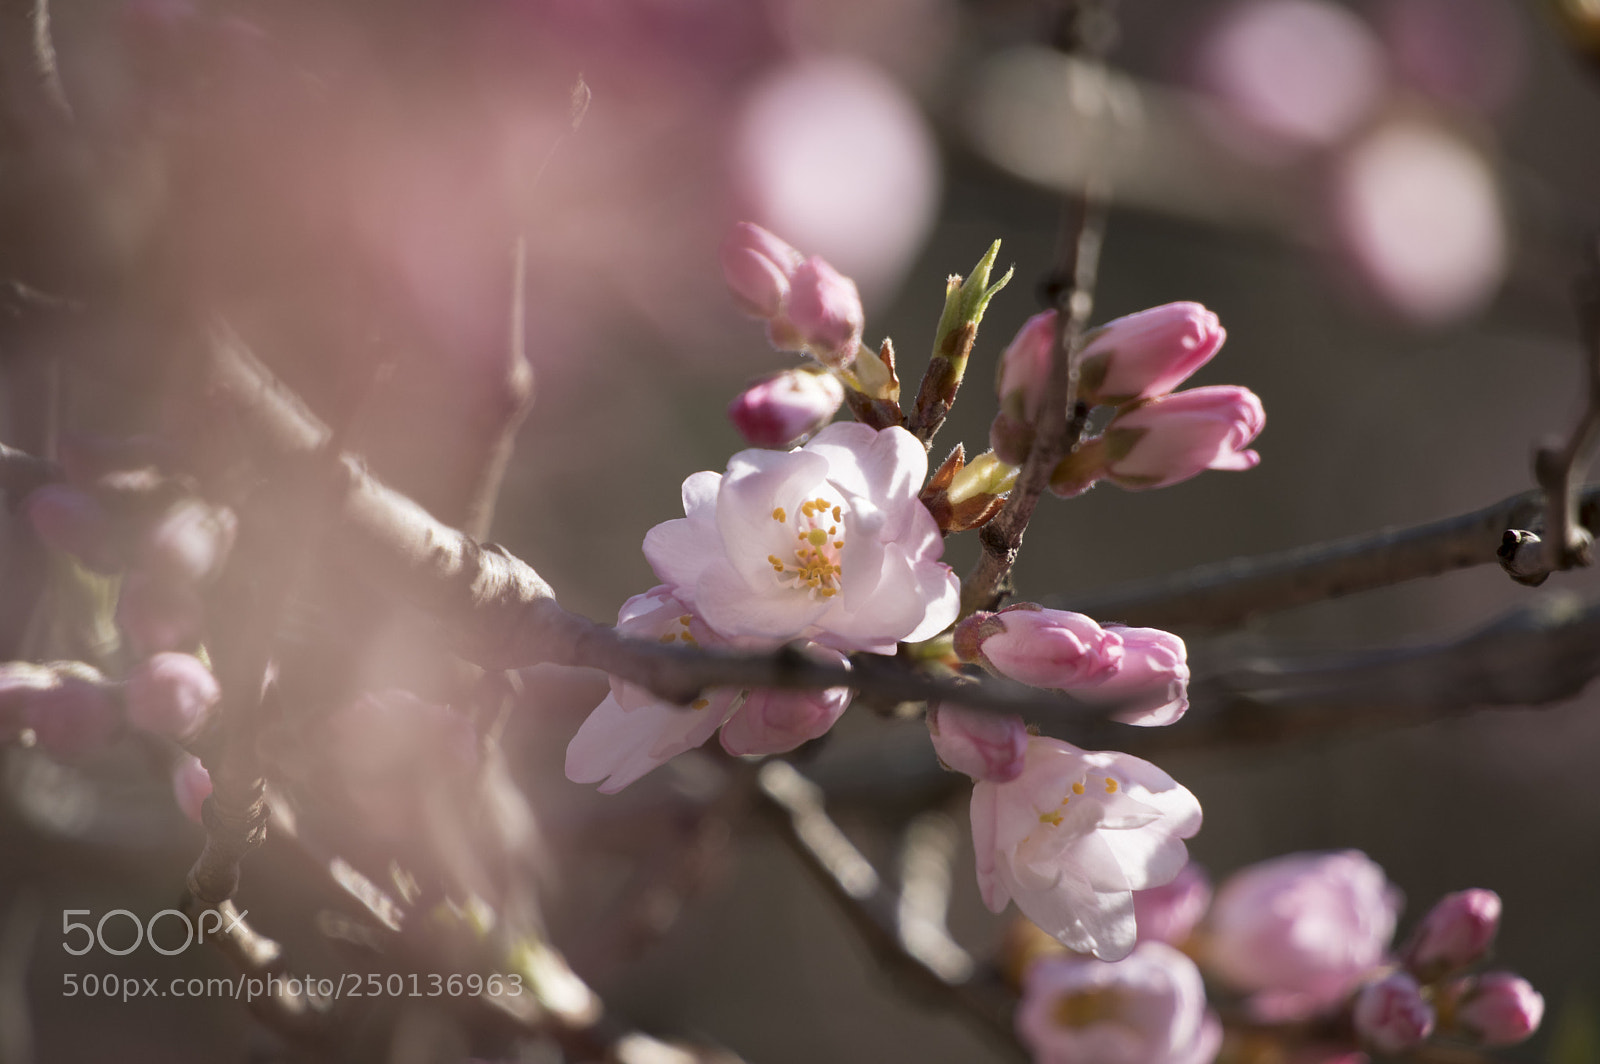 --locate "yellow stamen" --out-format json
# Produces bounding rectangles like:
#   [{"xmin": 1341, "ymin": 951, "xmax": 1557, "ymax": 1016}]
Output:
[
  {"xmin": 1072, "ymin": 782, "xmax": 1085, "ymax": 795},
  {"xmin": 772, "ymin": 507, "xmax": 786, "ymax": 522},
  {"xmin": 659, "ymin": 633, "xmax": 676, "ymax": 643},
  {"xmin": 832, "ymin": 506, "xmax": 841, "ymax": 521},
  {"xmin": 1039, "ymin": 811, "xmax": 1062, "ymax": 826},
  {"xmin": 691, "ymin": 698, "xmax": 710, "ymax": 709},
  {"xmin": 1105, "ymin": 777, "xmax": 1118, "ymax": 793}
]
